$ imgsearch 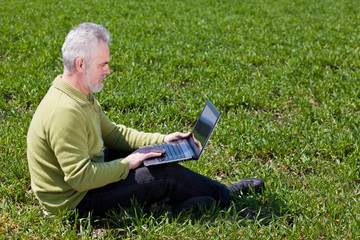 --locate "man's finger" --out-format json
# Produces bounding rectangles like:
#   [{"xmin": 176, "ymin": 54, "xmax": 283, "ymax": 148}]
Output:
[
  {"xmin": 138, "ymin": 147, "xmax": 165, "ymax": 154},
  {"xmin": 146, "ymin": 151, "xmax": 164, "ymax": 158}
]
